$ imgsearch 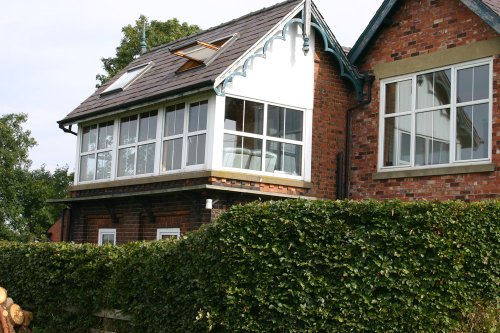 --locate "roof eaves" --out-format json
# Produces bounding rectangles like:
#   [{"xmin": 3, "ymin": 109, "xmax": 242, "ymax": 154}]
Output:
[
  {"xmin": 58, "ymin": 80, "xmax": 214, "ymax": 126},
  {"xmin": 461, "ymin": 0, "xmax": 500, "ymax": 33},
  {"xmin": 347, "ymin": 0, "xmax": 398, "ymax": 65}
]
